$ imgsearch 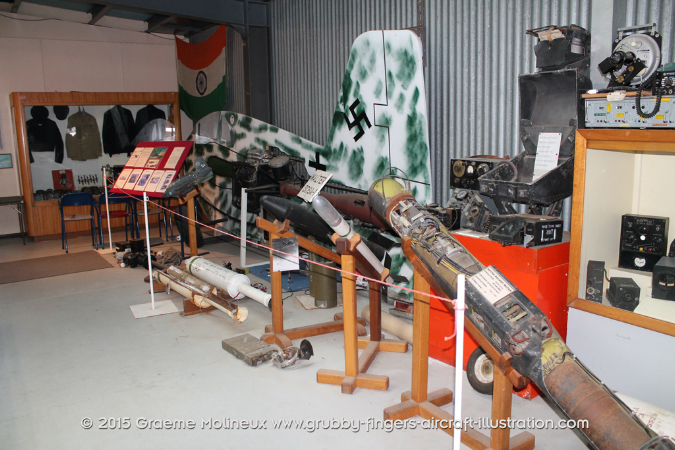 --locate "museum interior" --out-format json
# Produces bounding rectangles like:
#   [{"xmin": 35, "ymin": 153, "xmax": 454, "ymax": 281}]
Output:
[{"xmin": 1, "ymin": 1, "xmax": 674, "ymax": 449}]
